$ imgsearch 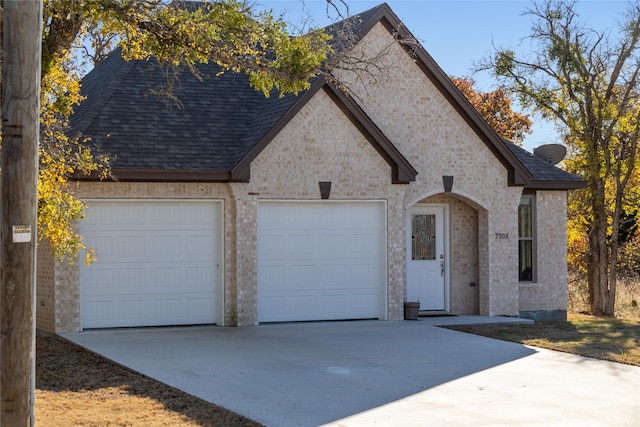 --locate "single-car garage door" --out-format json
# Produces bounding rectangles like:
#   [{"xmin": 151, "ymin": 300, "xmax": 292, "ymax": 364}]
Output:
[
  {"xmin": 258, "ymin": 201, "xmax": 385, "ymax": 322},
  {"xmin": 80, "ymin": 200, "xmax": 220, "ymax": 329}
]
